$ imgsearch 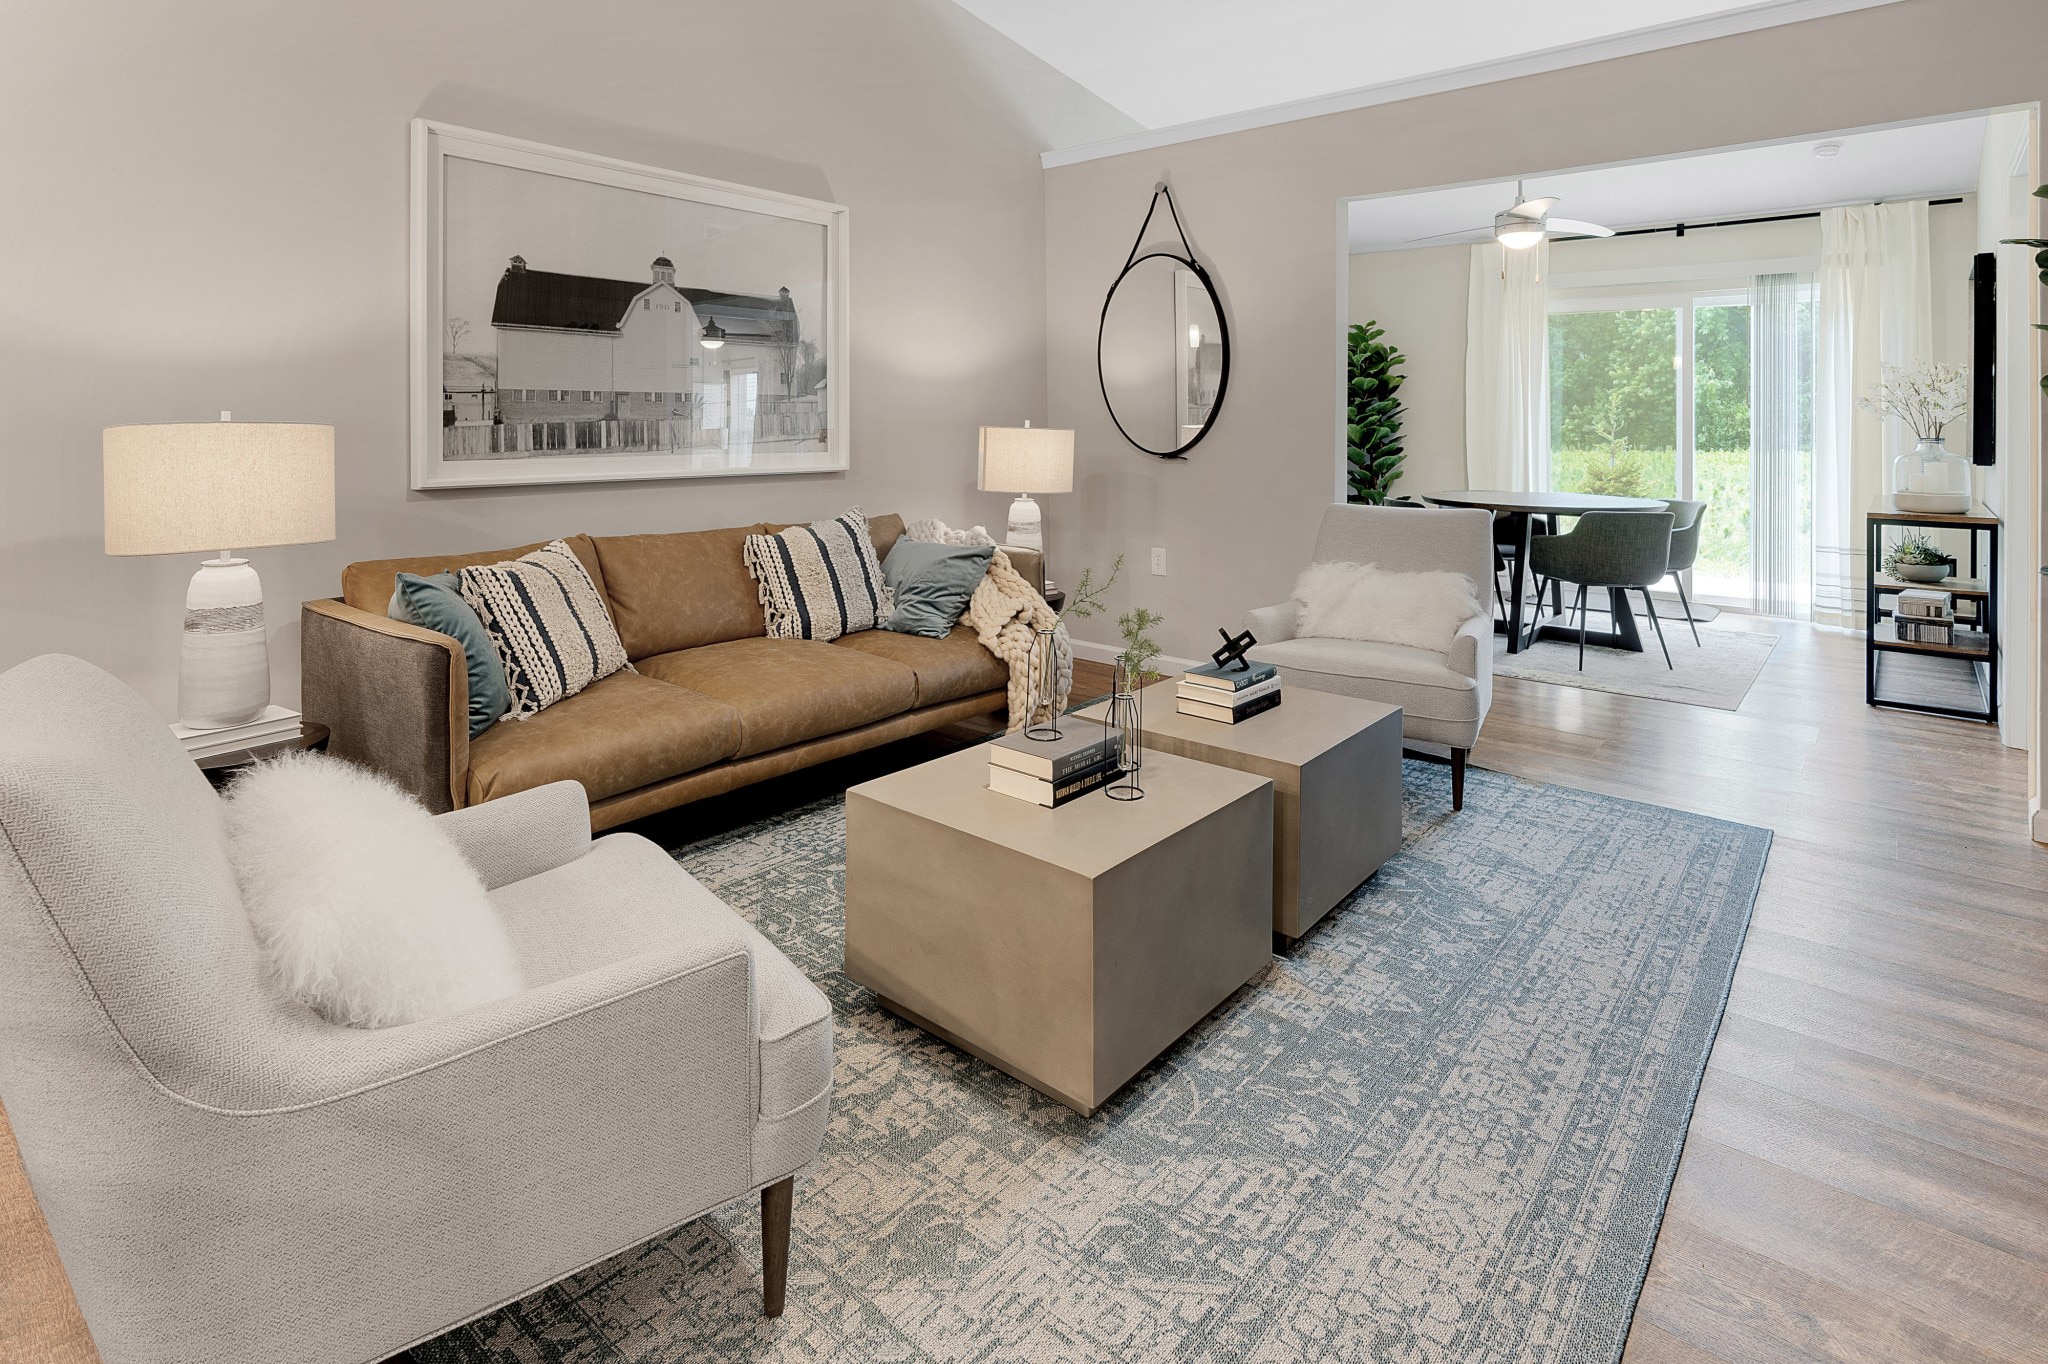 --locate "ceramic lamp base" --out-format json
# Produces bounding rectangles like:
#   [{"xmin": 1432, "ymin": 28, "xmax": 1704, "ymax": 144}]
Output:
[
  {"xmin": 180, "ymin": 556, "xmax": 271, "ymax": 730},
  {"xmin": 1005, "ymin": 494, "xmax": 1044, "ymax": 552}
]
